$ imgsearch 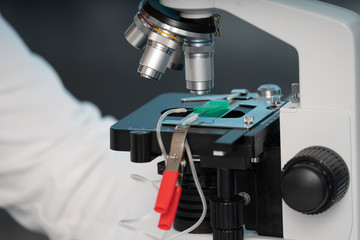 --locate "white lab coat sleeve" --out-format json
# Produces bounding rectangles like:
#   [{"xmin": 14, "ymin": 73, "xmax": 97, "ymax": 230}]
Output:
[{"xmin": 0, "ymin": 13, "xmax": 166, "ymax": 240}]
